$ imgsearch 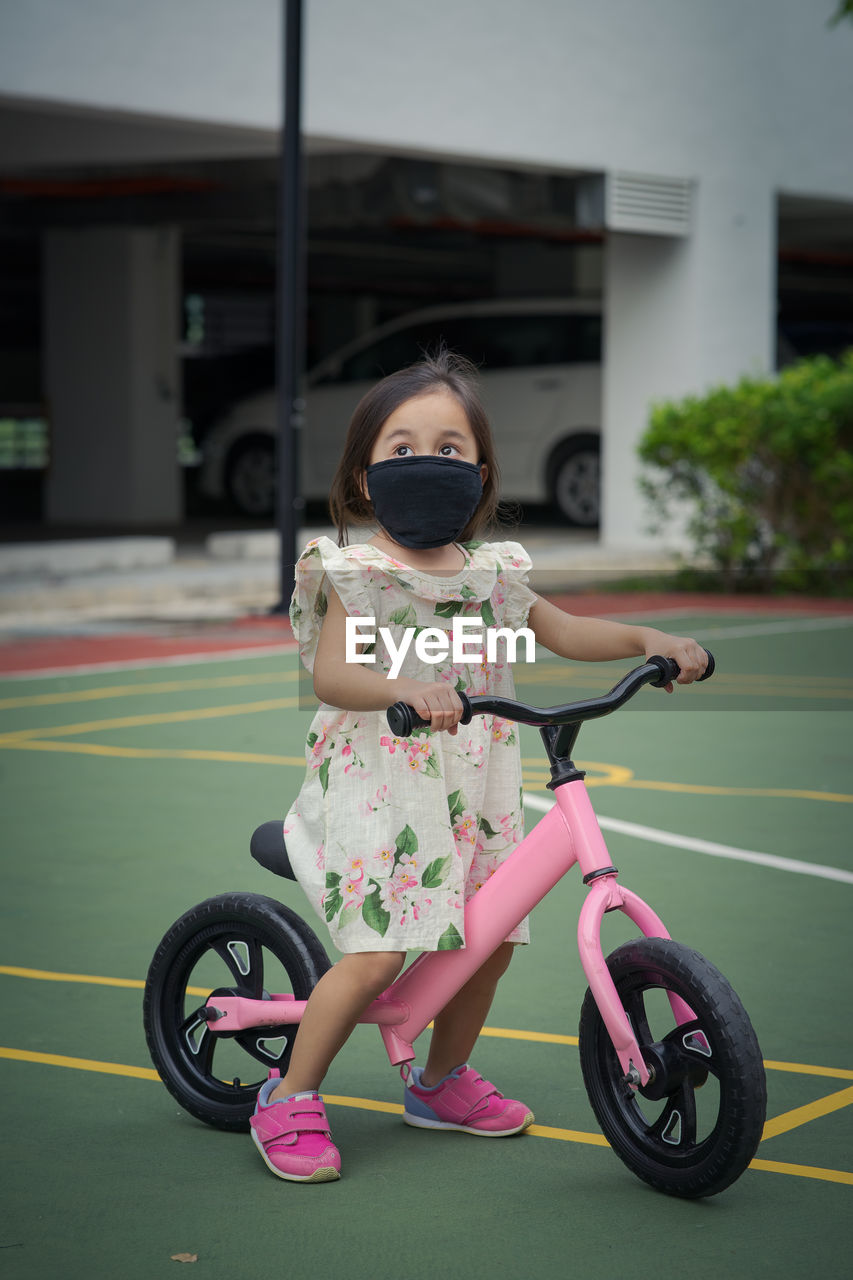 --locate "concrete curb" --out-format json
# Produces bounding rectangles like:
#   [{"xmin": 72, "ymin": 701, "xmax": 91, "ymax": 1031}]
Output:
[
  {"xmin": 0, "ymin": 526, "xmax": 685, "ymax": 627},
  {"xmin": 0, "ymin": 536, "xmax": 175, "ymax": 578}
]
